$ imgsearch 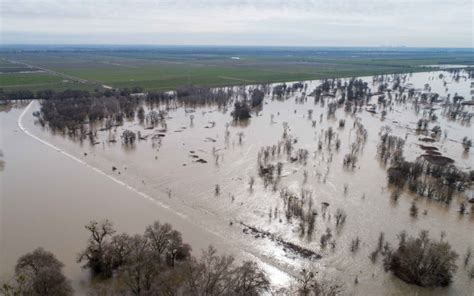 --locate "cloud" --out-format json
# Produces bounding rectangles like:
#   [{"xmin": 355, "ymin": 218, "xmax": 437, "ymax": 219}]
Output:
[{"xmin": 1, "ymin": 0, "xmax": 472, "ymax": 46}]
